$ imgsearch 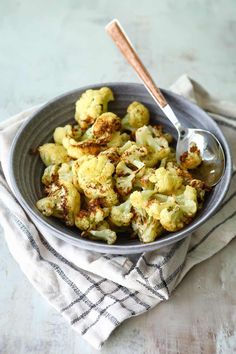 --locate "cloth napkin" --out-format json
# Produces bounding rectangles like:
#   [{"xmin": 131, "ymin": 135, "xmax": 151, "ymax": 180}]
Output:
[{"xmin": 0, "ymin": 75, "xmax": 236, "ymax": 350}]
